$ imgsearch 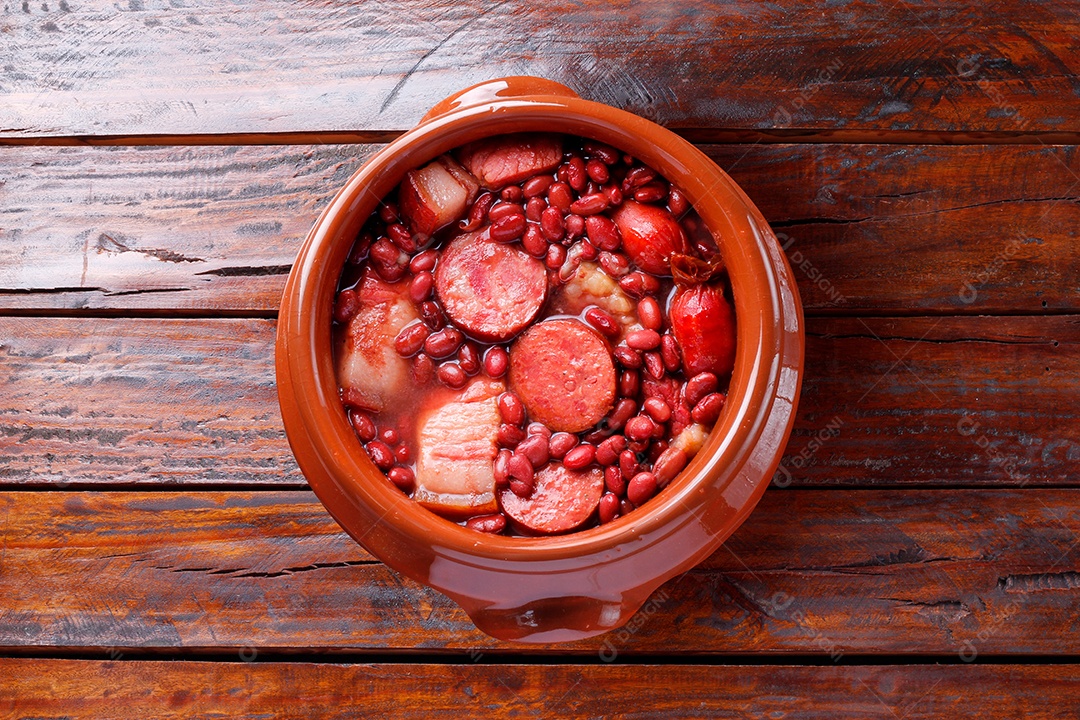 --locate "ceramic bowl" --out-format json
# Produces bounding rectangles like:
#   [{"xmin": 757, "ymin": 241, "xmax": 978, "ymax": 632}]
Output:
[{"xmin": 276, "ymin": 76, "xmax": 804, "ymax": 643}]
